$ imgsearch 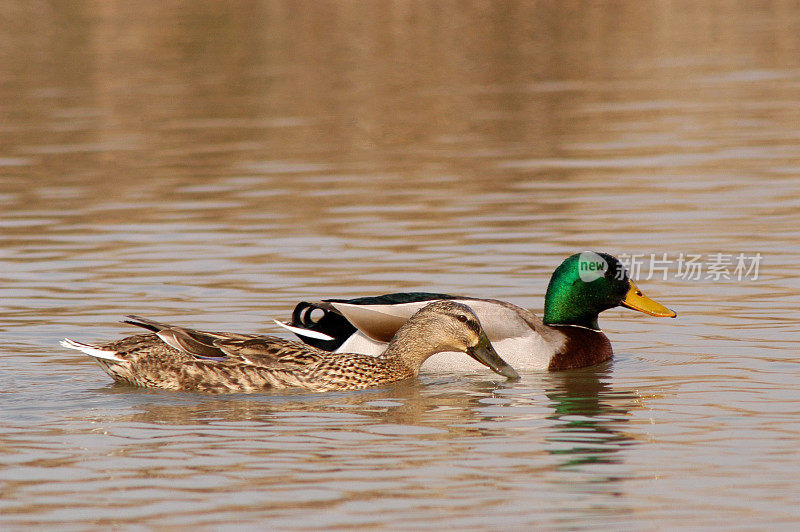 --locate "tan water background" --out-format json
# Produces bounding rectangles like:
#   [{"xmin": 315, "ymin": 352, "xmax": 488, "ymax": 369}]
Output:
[{"xmin": 2, "ymin": 2, "xmax": 800, "ymax": 529}]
